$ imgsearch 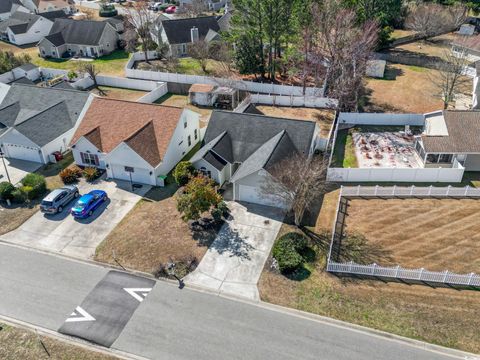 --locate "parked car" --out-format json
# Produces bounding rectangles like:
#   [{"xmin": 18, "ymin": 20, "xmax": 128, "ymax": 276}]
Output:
[
  {"xmin": 40, "ymin": 185, "xmax": 79, "ymax": 214},
  {"xmin": 71, "ymin": 190, "xmax": 108, "ymax": 218},
  {"xmin": 165, "ymin": 5, "xmax": 176, "ymax": 13}
]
